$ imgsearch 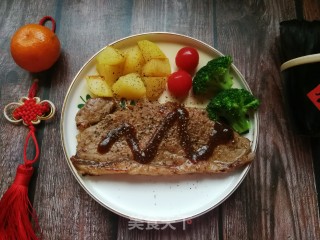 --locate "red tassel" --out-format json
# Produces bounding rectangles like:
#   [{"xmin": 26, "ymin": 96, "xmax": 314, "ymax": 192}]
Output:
[{"xmin": 0, "ymin": 165, "xmax": 40, "ymax": 240}]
